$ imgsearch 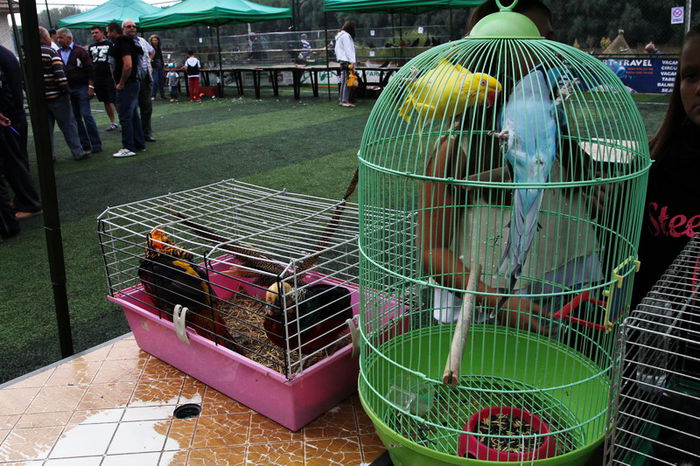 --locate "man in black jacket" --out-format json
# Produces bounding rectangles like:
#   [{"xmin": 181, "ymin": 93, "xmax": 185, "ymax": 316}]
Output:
[
  {"xmin": 56, "ymin": 27, "xmax": 102, "ymax": 154},
  {"xmin": 0, "ymin": 45, "xmax": 42, "ymax": 236}
]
